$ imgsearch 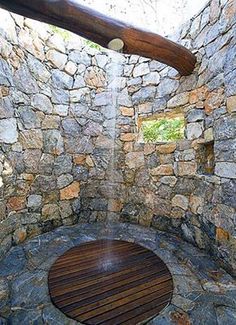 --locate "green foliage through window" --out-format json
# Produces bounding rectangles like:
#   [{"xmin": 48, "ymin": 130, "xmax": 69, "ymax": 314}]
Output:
[{"xmin": 141, "ymin": 117, "xmax": 185, "ymax": 143}]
